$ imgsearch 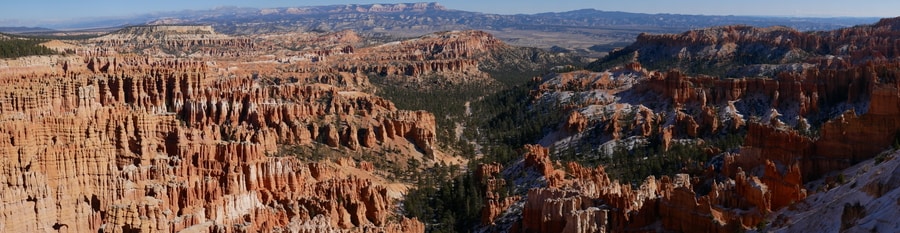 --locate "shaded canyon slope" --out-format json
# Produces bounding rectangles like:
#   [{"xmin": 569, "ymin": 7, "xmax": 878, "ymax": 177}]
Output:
[{"xmin": 479, "ymin": 17, "xmax": 900, "ymax": 232}]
